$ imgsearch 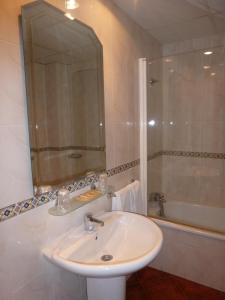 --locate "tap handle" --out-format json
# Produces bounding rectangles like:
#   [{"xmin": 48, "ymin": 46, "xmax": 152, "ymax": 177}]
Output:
[{"xmin": 160, "ymin": 193, "xmax": 166, "ymax": 202}]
